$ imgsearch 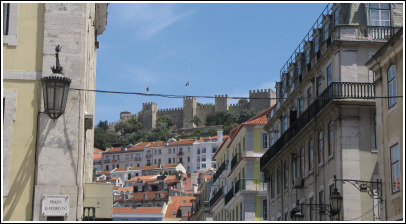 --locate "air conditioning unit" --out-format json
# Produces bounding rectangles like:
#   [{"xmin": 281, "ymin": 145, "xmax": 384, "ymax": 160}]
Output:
[{"xmin": 293, "ymin": 177, "xmax": 304, "ymax": 188}]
